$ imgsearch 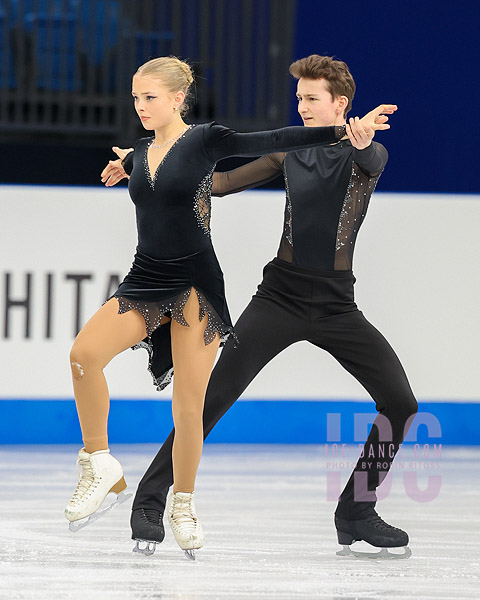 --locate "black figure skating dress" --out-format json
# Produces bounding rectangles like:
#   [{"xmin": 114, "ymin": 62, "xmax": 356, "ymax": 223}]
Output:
[{"xmin": 117, "ymin": 122, "xmax": 346, "ymax": 390}]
